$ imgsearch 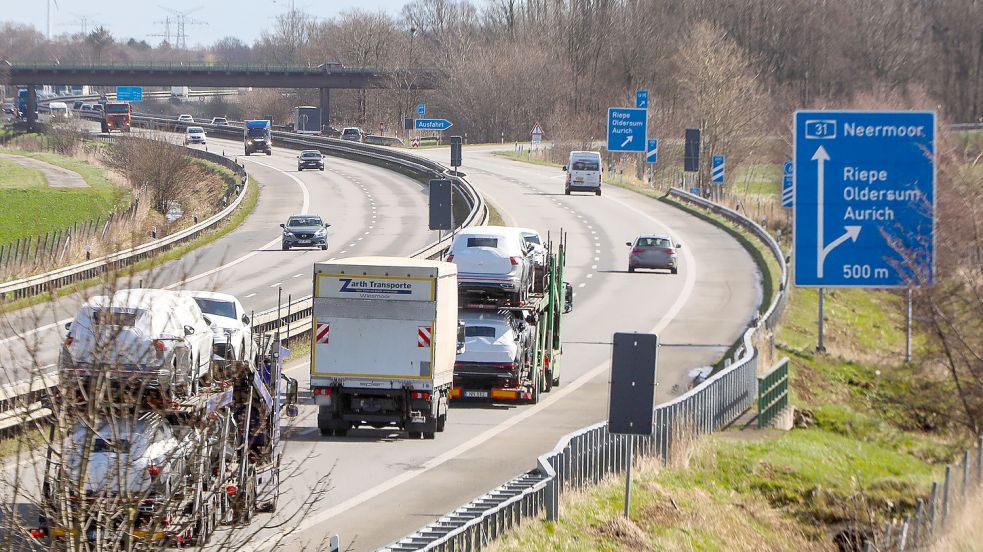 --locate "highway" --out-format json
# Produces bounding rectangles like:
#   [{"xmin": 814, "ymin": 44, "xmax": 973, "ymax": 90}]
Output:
[
  {"xmin": 0, "ymin": 130, "xmax": 761, "ymax": 551},
  {"xmin": 242, "ymin": 144, "xmax": 761, "ymax": 551},
  {"xmin": 0, "ymin": 129, "xmax": 436, "ymax": 385}
]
